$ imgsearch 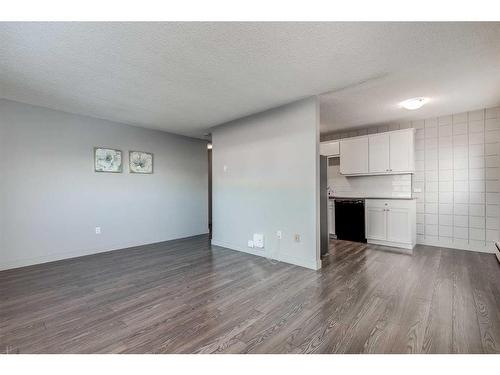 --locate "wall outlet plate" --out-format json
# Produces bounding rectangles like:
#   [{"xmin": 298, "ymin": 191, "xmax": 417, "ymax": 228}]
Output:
[
  {"xmin": 253, "ymin": 233, "xmax": 264, "ymax": 248},
  {"xmin": 247, "ymin": 240, "xmax": 254, "ymax": 248},
  {"xmin": 276, "ymin": 230, "xmax": 282, "ymax": 239},
  {"xmin": 95, "ymin": 227, "xmax": 101, "ymax": 234},
  {"xmin": 294, "ymin": 234, "xmax": 301, "ymax": 242}
]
